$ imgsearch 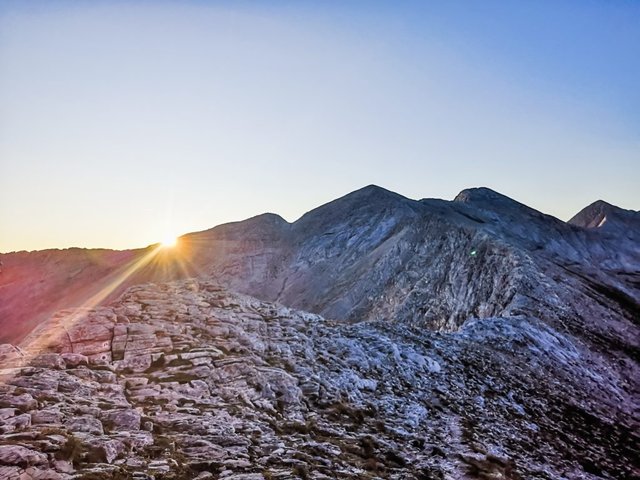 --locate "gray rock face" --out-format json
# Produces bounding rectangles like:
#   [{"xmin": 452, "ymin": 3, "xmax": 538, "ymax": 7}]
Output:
[
  {"xmin": 0, "ymin": 445, "xmax": 48, "ymax": 467},
  {"xmin": 102, "ymin": 409, "xmax": 141, "ymax": 432},
  {"xmin": 2, "ymin": 185, "xmax": 638, "ymax": 345},
  {"xmin": 175, "ymin": 186, "xmax": 639, "ymax": 353},
  {"xmin": 0, "ymin": 279, "xmax": 638, "ymax": 479},
  {"xmin": 569, "ymin": 198, "xmax": 640, "ymax": 233},
  {"xmin": 0, "ymin": 185, "xmax": 638, "ymax": 478}
]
